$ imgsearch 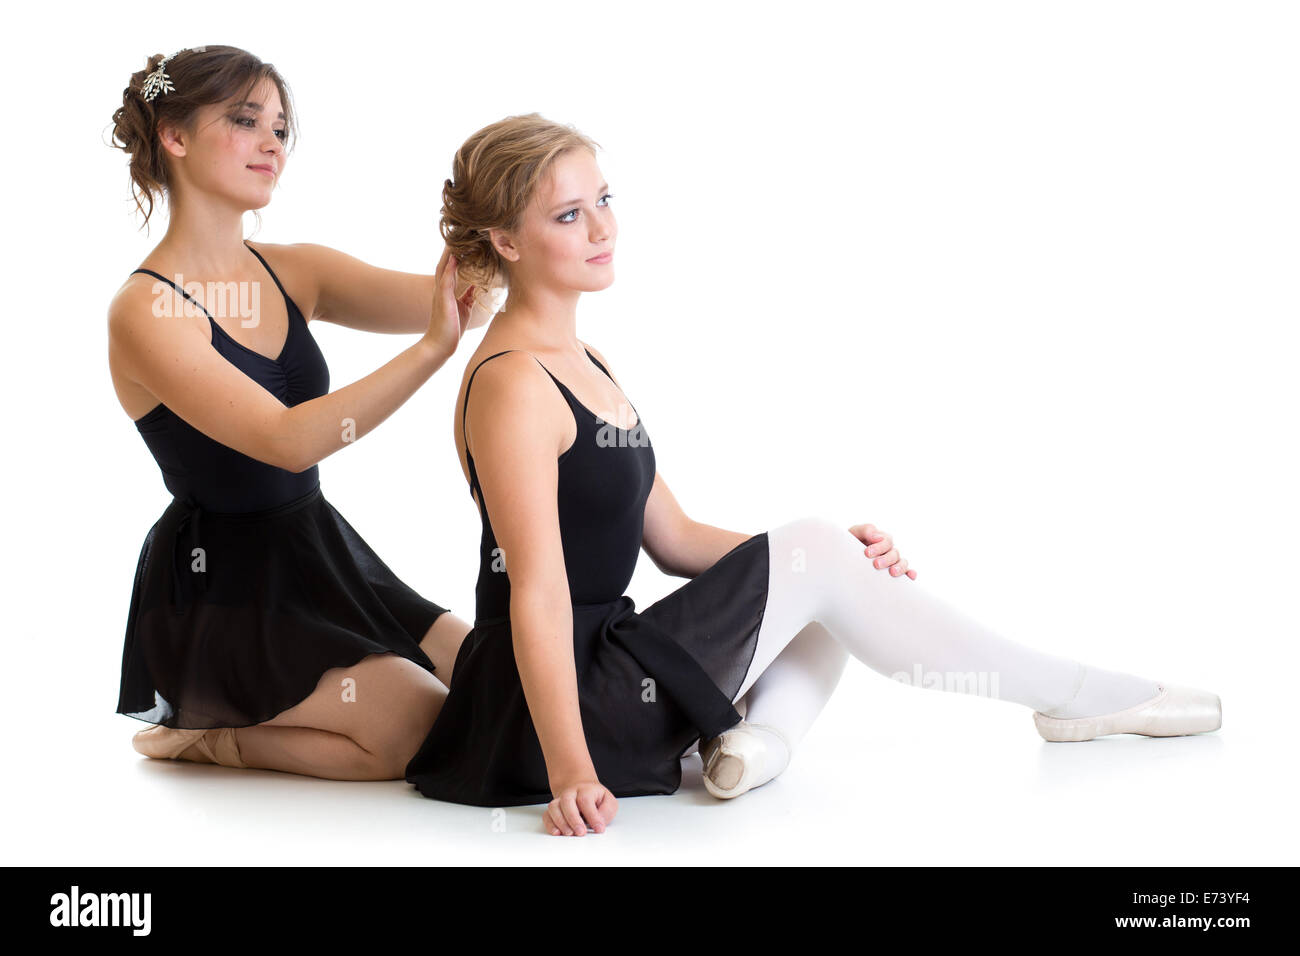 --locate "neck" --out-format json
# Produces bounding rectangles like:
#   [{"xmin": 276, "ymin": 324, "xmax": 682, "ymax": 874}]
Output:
[
  {"xmin": 147, "ymin": 187, "xmax": 257, "ymax": 275},
  {"xmin": 487, "ymin": 279, "xmax": 584, "ymax": 356}
]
